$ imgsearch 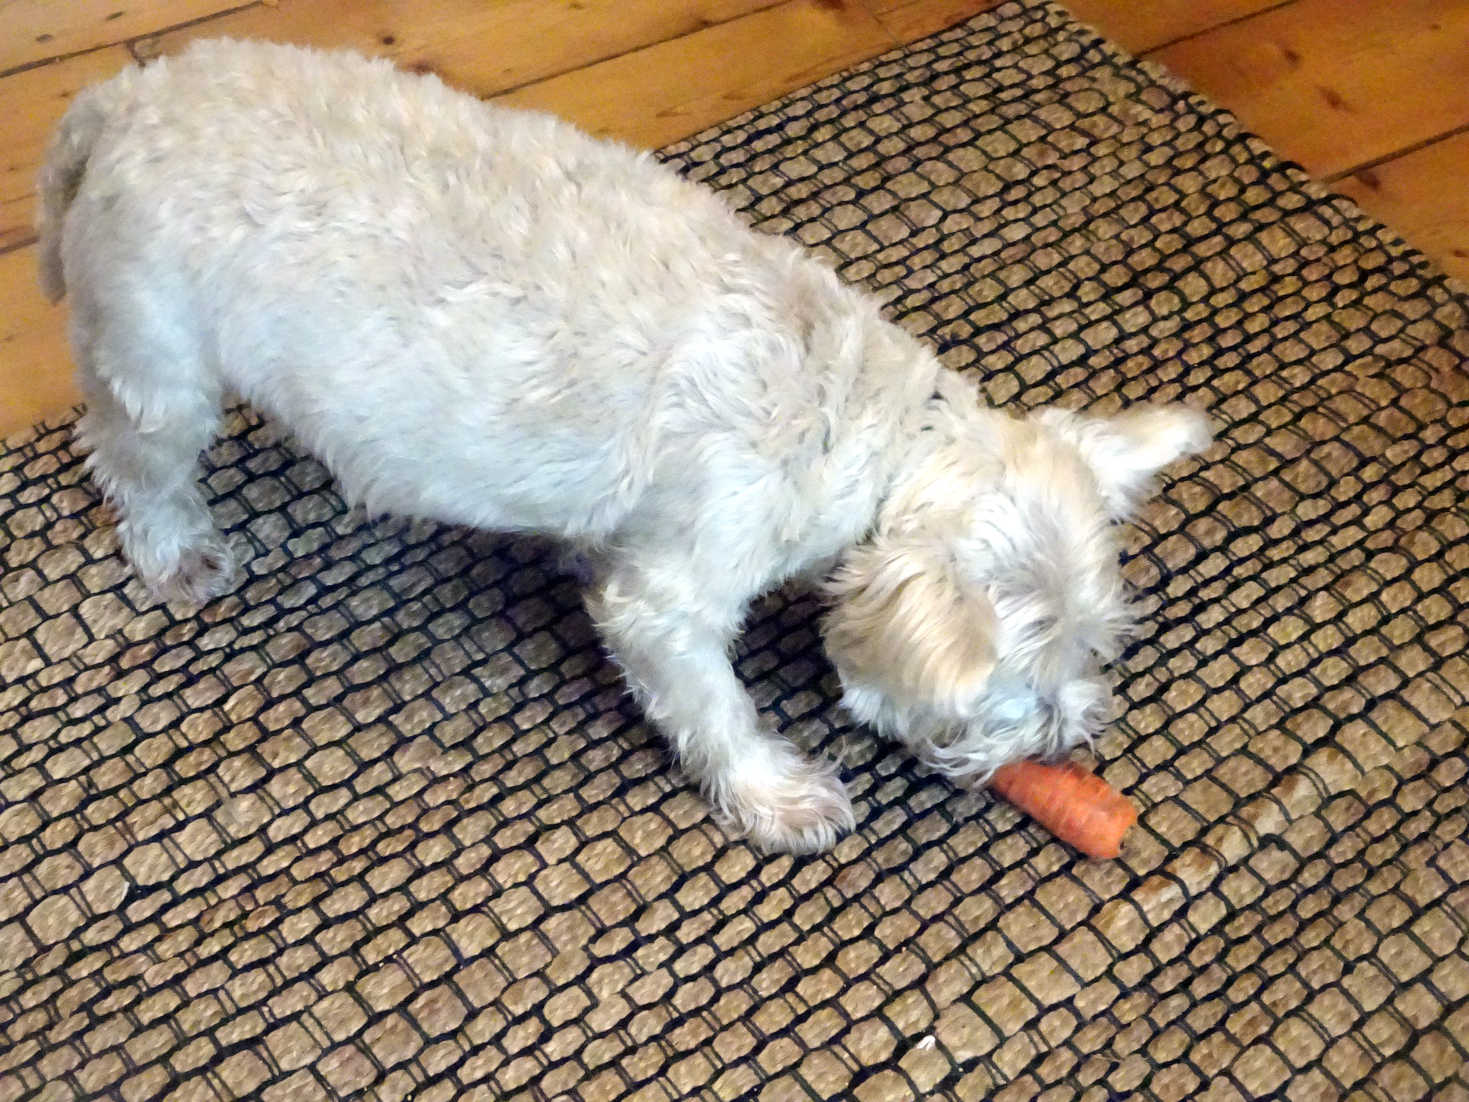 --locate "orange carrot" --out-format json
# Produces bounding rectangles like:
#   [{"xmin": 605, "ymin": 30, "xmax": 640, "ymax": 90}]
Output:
[{"xmin": 989, "ymin": 760, "xmax": 1137, "ymax": 858}]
